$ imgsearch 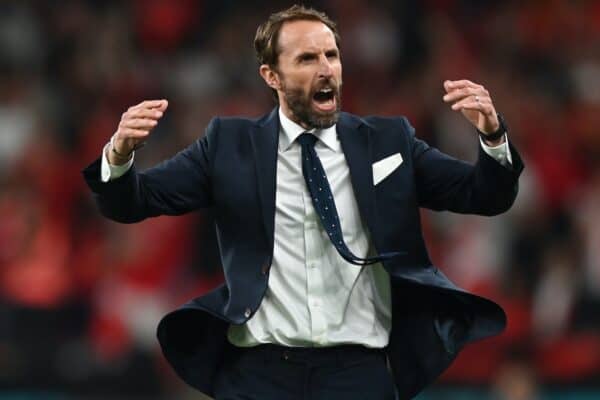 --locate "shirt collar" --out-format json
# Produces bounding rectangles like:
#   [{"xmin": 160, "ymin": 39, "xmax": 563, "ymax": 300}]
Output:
[{"xmin": 278, "ymin": 107, "xmax": 340, "ymax": 153}]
